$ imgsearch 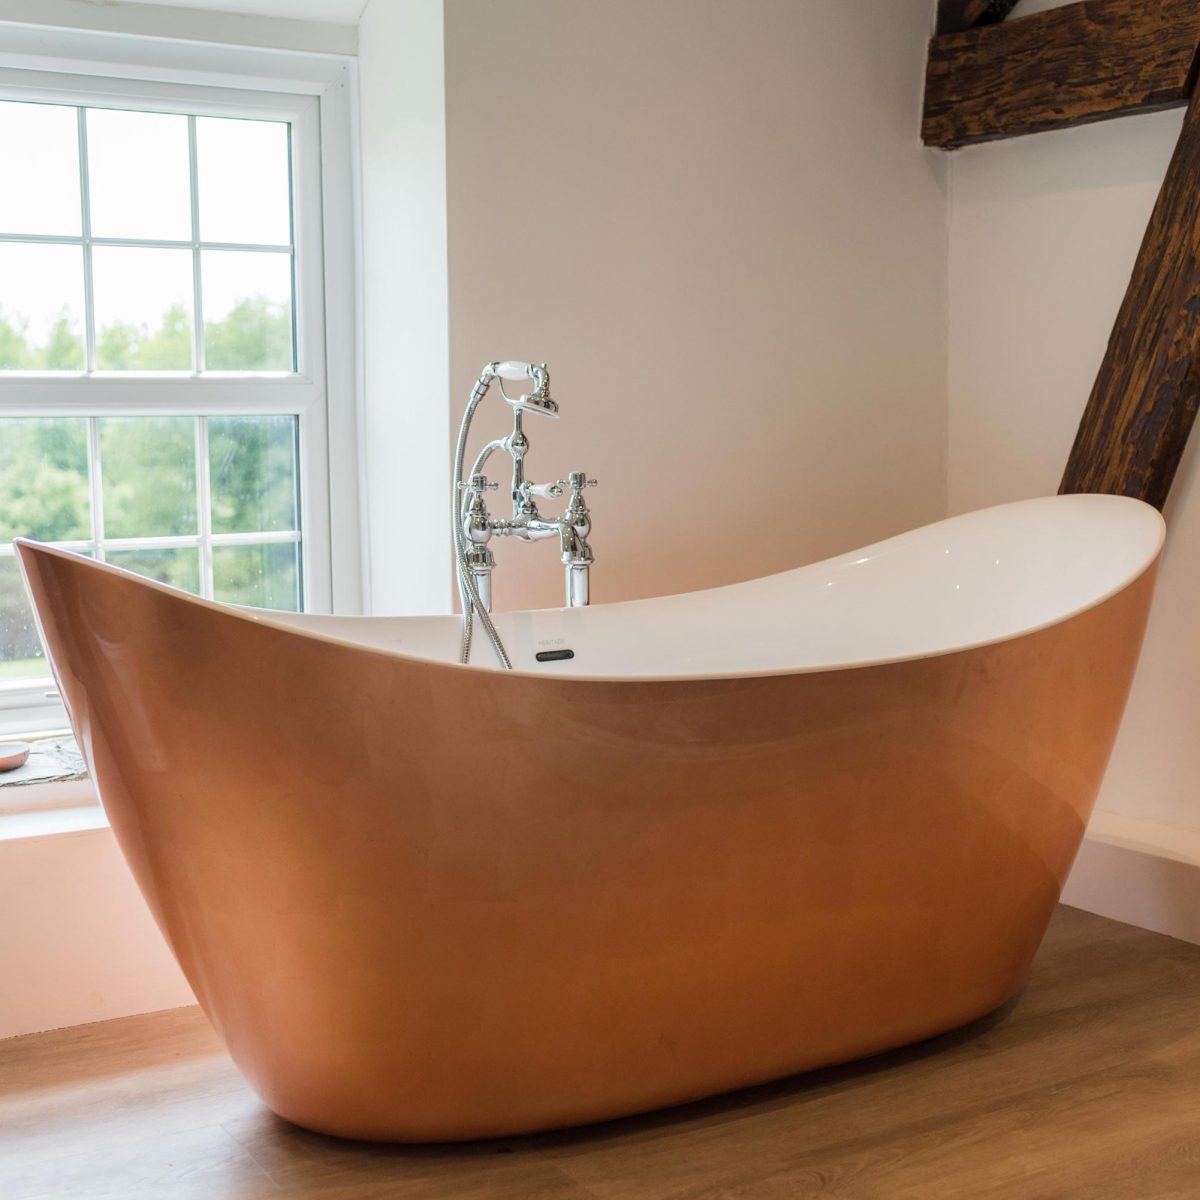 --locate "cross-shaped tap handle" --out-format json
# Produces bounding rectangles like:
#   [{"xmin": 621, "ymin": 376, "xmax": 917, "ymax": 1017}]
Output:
[{"xmin": 459, "ymin": 474, "xmax": 500, "ymax": 495}]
